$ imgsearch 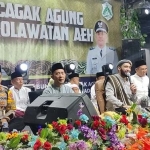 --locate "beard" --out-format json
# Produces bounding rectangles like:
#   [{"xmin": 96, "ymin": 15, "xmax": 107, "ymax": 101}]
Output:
[{"xmin": 120, "ymin": 69, "xmax": 128, "ymax": 77}]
